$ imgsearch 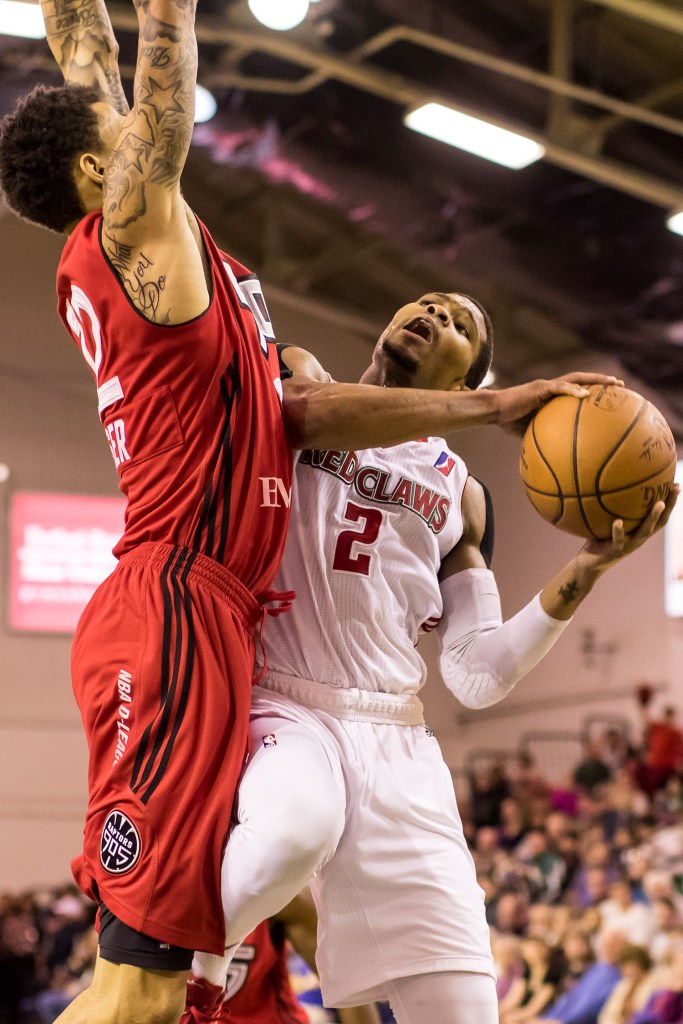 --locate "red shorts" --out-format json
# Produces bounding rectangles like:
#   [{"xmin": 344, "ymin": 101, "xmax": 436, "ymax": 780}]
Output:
[{"xmin": 70, "ymin": 542, "xmax": 262, "ymax": 955}]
